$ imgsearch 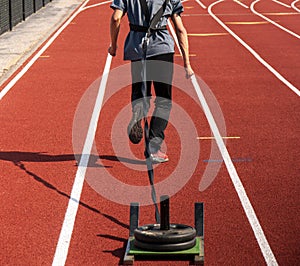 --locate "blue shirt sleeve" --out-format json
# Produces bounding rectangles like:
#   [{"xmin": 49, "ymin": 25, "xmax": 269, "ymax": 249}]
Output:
[
  {"xmin": 171, "ymin": 0, "xmax": 184, "ymax": 15},
  {"xmin": 111, "ymin": 0, "xmax": 127, "ymax": 13}
]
